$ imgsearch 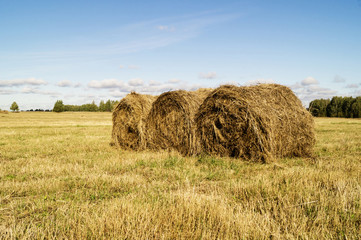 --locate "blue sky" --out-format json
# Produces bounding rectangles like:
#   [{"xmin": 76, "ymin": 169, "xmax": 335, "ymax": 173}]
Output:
[{"xmin": 1, "ymin": 0, "xmax": 361, "ymax": 110}]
